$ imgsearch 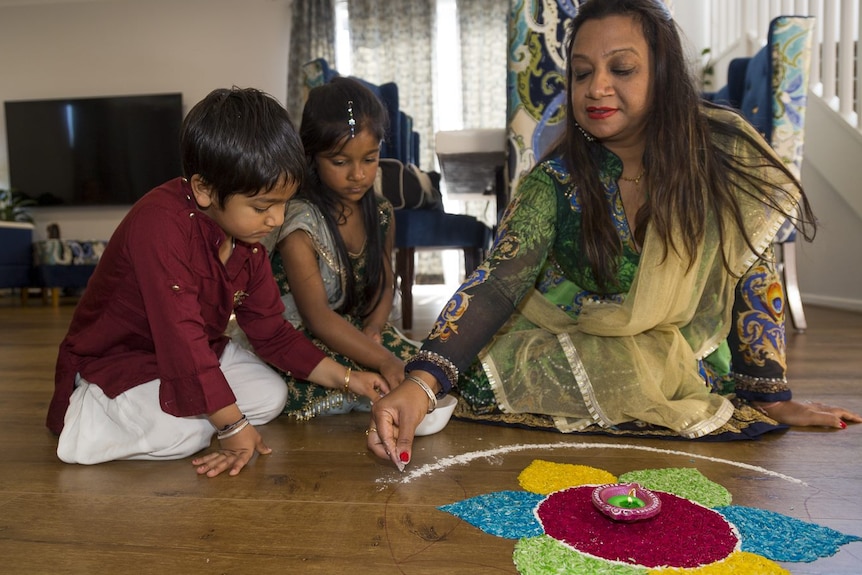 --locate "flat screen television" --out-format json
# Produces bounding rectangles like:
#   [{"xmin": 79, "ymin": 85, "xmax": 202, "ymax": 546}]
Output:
[{"xmin": 4, "ymin": 93, "xmax": 183, "ymax": 206}]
